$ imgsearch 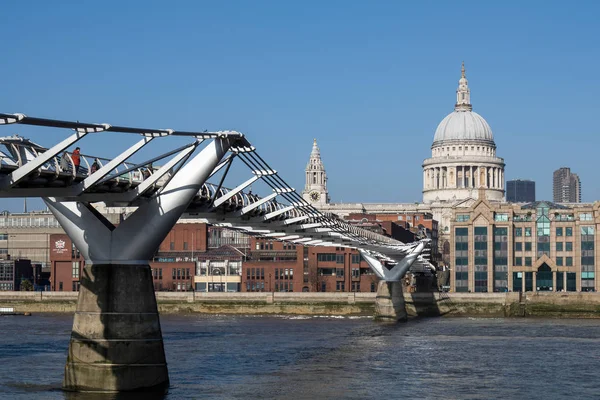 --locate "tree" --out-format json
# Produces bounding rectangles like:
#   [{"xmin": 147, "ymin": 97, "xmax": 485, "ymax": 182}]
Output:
[{"xmin": 20, "ymin": 279, "xmax": 34, "ymax": 291}]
